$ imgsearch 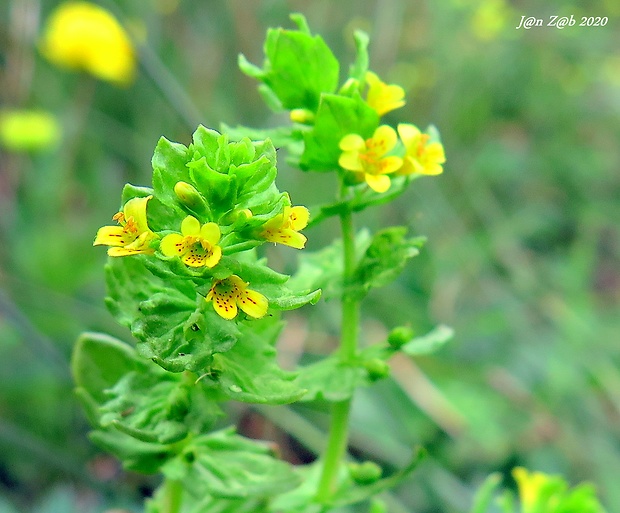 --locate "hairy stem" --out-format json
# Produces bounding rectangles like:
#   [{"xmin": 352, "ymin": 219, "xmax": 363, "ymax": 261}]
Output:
[{"xmin": 316, "ymin": 206, "xmax": 360, "ymax": 502}]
